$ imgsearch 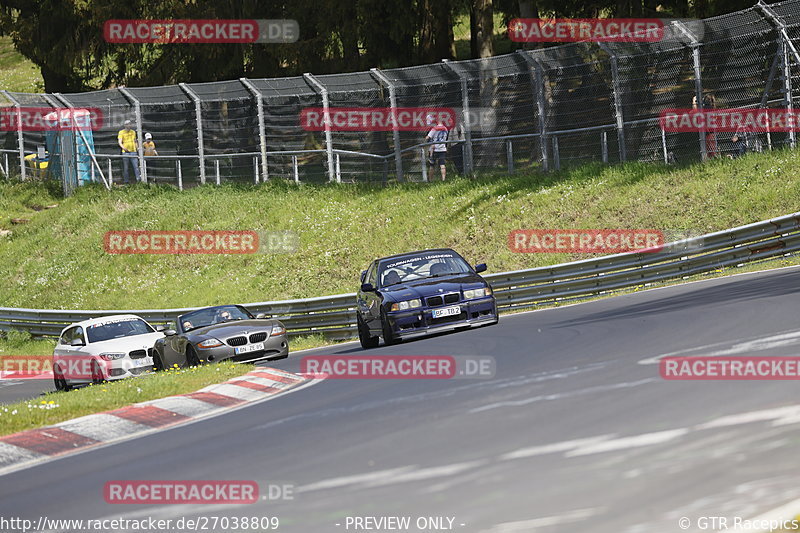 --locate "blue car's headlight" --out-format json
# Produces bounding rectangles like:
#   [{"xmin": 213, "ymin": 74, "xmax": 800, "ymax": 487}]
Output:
[
  {"xmin": 390, "ymin": 299, "xmax": 422, "ymax": 311},
  {"xmin": 464, "ymin": 287, "xmax": 491, "ymax": 299}
]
